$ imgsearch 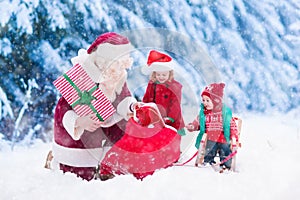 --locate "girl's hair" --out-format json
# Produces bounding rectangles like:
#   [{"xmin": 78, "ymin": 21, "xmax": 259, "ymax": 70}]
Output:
[{"xmin": 150, "ymin": 70, "xmax": 174, "ymax": 82}]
